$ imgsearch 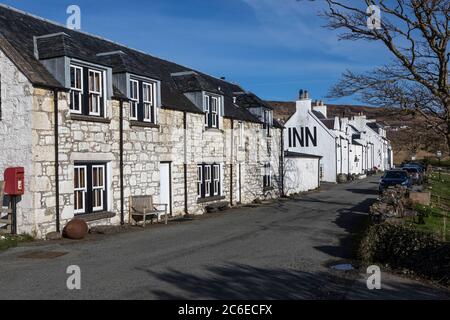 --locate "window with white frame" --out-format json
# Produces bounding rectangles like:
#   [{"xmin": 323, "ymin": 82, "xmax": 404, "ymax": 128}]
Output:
[
  {"xmin": 213, "ymin": 165, "xmax": 220, "ymax": 196},
  {"xmin": 263, "ymin": 163, "xmax": 272, "ymax": 189},
  {"xmin": 204, "ymin": 94, "xmax": 220, "ymax": 128},
  {"xmin": 88, "ymin": 70, "xmax": 103, "ymax": 116},
  {"xmin": 204, "ymin": 165, "xmax": 211, "ymax": 197},
  {"xmin": 74, "ymin": 163, "xmax": 107, "ymax": 215},
  {"xmin": 197, "ymin": 165, "xmax": 203, "ymax": 198},
  {"xmin": 69, "ymin": 64, "xmax": 105, "ymax": 117},
  {"xmin": 129, "ymin": 79, "xmax": 139, "ymax": 120},
  {"xmin": 262, "ymin": 109, "xmax": 272, "ymax": 137},
  {"xmin": 143, "ymin": 82, "xmax": 155, "ymax": 123},
  {"xmin": 92, "ymin": 165, "xmax": 105, "ymax": 212},
  {"xmin": 70, "ymin": 66, "xmax": 83, "ymax": 114},
  {"xmin": 197, "ymin": 163, "xmax": 221, "ymax": 199},
  {"xmin": 238, "ymin": 121, "xmax": 244, "ymax": 148},
  {"xmin": 129, "ymin": 78, "xmax": 158, "ymax": 124},
  {"xmin": 204, "ymin": 95, "xmax": 210, "ymax": 126},
  {"xmin": 74, "ymin": 166, "xmax": 87, "ymax": 214}
]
